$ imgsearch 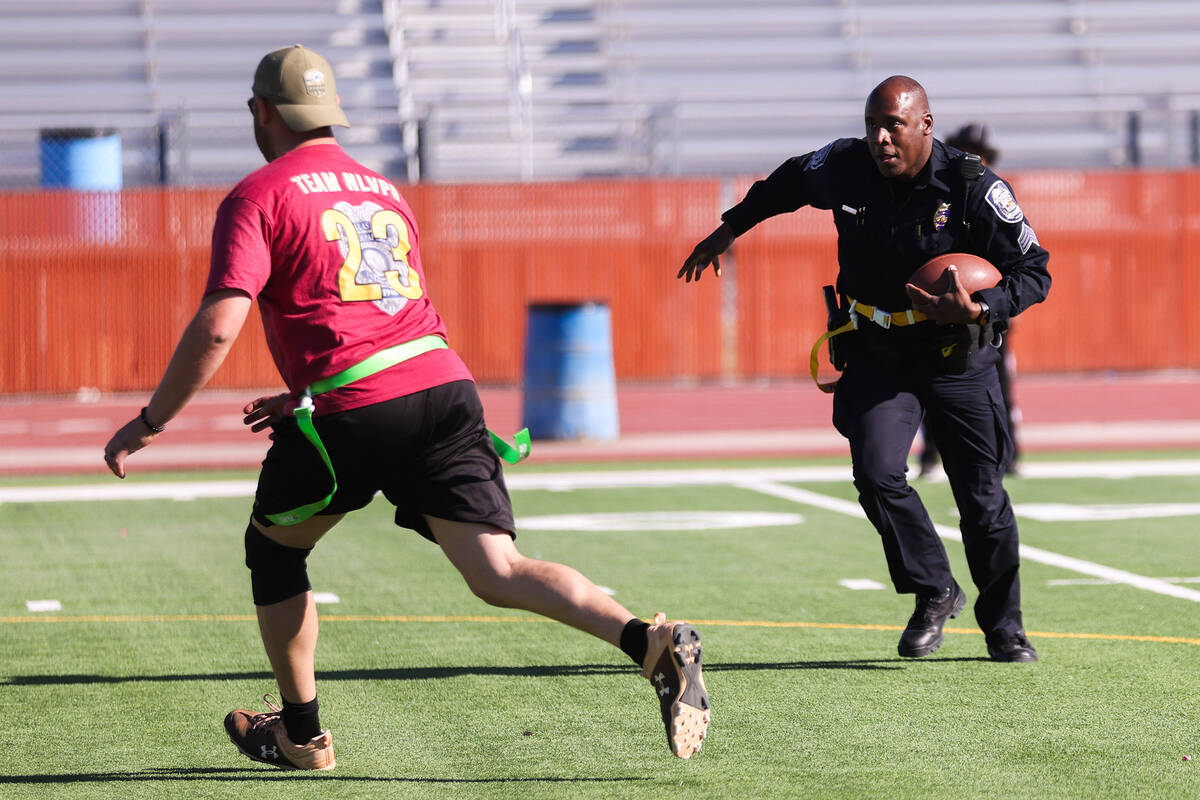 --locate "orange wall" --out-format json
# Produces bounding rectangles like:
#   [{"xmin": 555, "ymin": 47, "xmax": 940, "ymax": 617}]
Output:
[{"xmin": 2, "ymin": 171, "xmax": 1198, "ymax": 395}]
